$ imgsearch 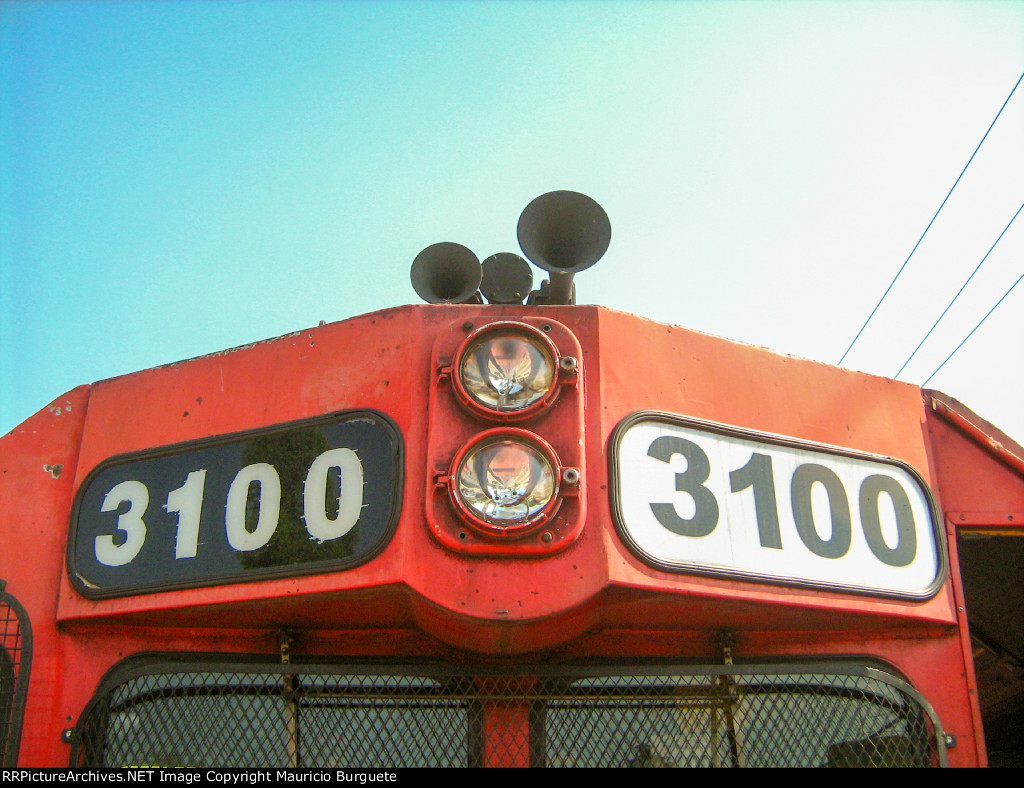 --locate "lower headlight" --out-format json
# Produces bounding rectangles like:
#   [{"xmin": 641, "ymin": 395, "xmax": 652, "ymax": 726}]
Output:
[{"xmin": 450, "ymin": 430, "xmax": 560, "ymax": 535}]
